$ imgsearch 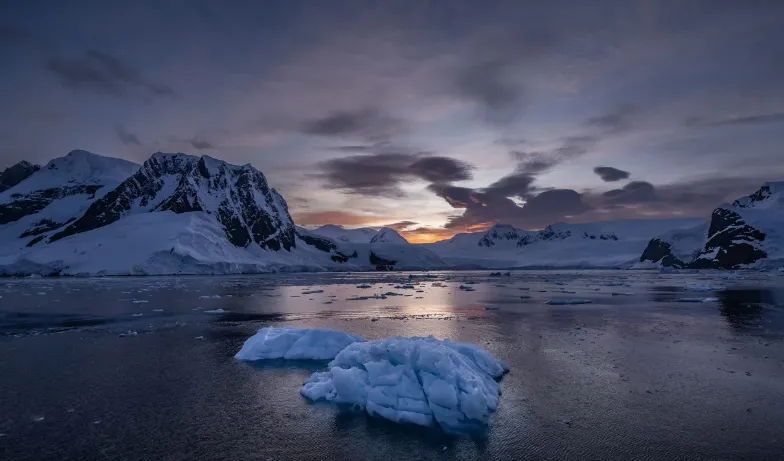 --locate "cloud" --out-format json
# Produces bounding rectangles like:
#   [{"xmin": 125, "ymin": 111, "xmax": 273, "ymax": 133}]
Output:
[
  {"xmin": 190, "ymin": 138, "xmax": 214, "ymax": 150},
  {"xmin": 317, "ymin": 152, "xmax": 473, "ymax": 196},
  {"xmin": 453, "ymin": 60, "xmax": 522, "ymax": 125},
  {"xmin": 506, "ymin": 135, "xmax": 599, "ymax": 187},
  {"xmin": 292, "ymin": 210, "xmax": 381, "ymax": 227},
  {"xmin": 46, "ymin": 50, "xmax": 174, "ymax": 97},
  {"xmin": 399, "ymin": 226, "xmax": 459, "ymax": 244},
  {"xmin": 689, "ymin": 112, "xmax": 784, "ymax": 128},
  {"xmin": 115, "ymin": 125, "xmax": 141, "ymax": 146},
  {"xmin": 593, "ymin": 166, "xmax": 630, "ymax": 182},
  {"xmin": 602, "ymin": 181, "xmax": 658, "ymax": 204},
  {"xmin": 383, "ymin": 220, "xmax": 418, "ymax": 231},
  {"xmin": 427, "ymin": 182, "xmax": 591, "ymax": 230},
  {"xmin": 585, "ymin": 105, "xmax": 638, "ymax": 134},
  {"xmin": 299, "ymin": 107, "xmax": 405, "ymax": 141}
]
